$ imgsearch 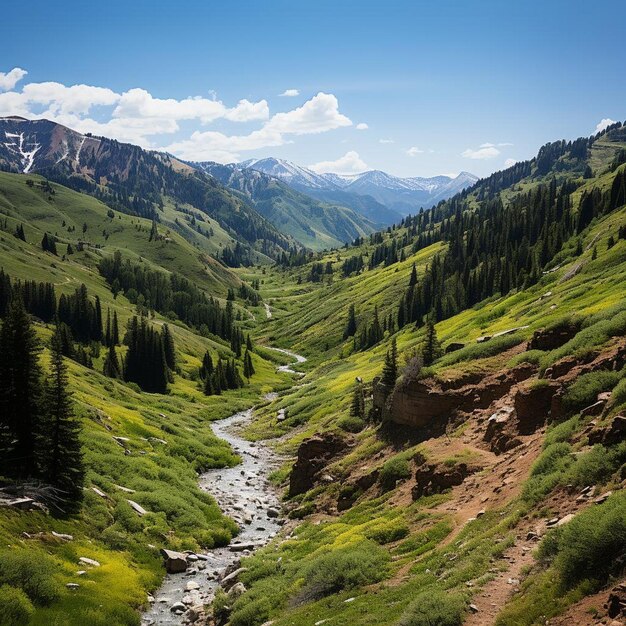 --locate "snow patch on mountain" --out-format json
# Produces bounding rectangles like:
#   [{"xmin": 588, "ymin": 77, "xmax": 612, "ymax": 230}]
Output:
[{"xmin": 3, "ymin": 131, "xmax": 40, "ymax": 173}]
